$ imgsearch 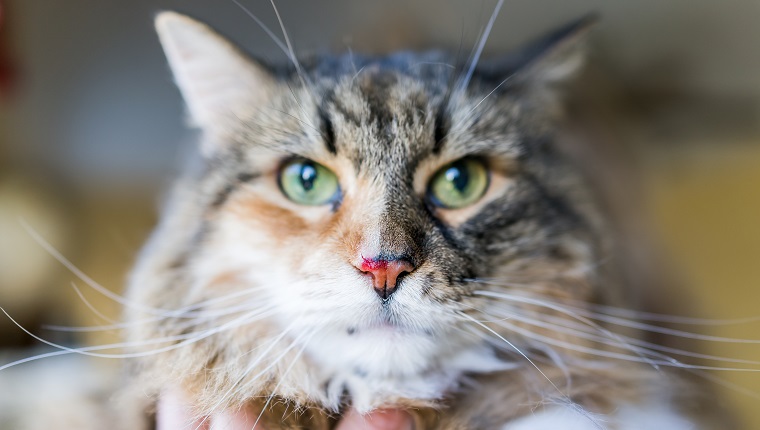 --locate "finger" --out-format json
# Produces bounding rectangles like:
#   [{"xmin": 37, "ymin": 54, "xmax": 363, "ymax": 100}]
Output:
[
  {"xmin": 211, "ymin": 406, "xmax": 267, "ymax": 430},
  {"xmin": 335, "ymin": 408, "xmax": 414, "ymax": 430},
  {"xmin": 156, "ymin": 388, "xmax": 209, "ymax": 430}
]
